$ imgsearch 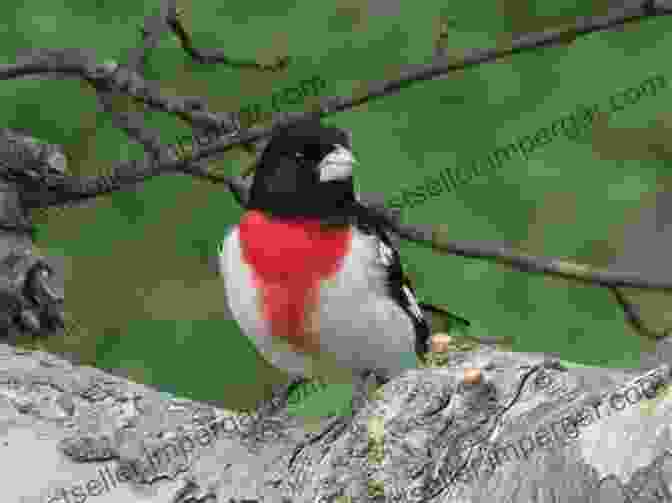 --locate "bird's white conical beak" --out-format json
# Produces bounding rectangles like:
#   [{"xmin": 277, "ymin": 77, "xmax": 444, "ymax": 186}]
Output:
[{"xmin": 318, "ymin": 144, "xmax": 358, "ymax": 182}]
